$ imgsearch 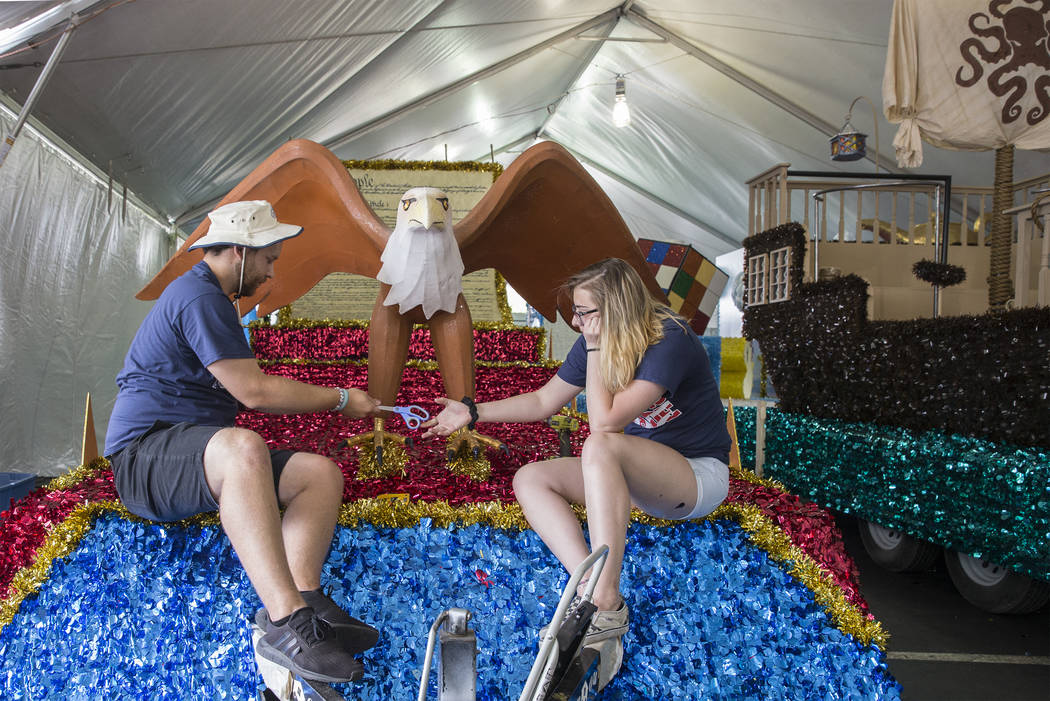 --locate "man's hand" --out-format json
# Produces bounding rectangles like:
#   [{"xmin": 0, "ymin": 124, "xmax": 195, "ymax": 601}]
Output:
[
  {"xmin": 342, "ymin": 389, "xmax": 381, "ymax": 419},
  {"xmin": 421, "ymin": 397, "xmax": 471, "ymax": 438}
]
